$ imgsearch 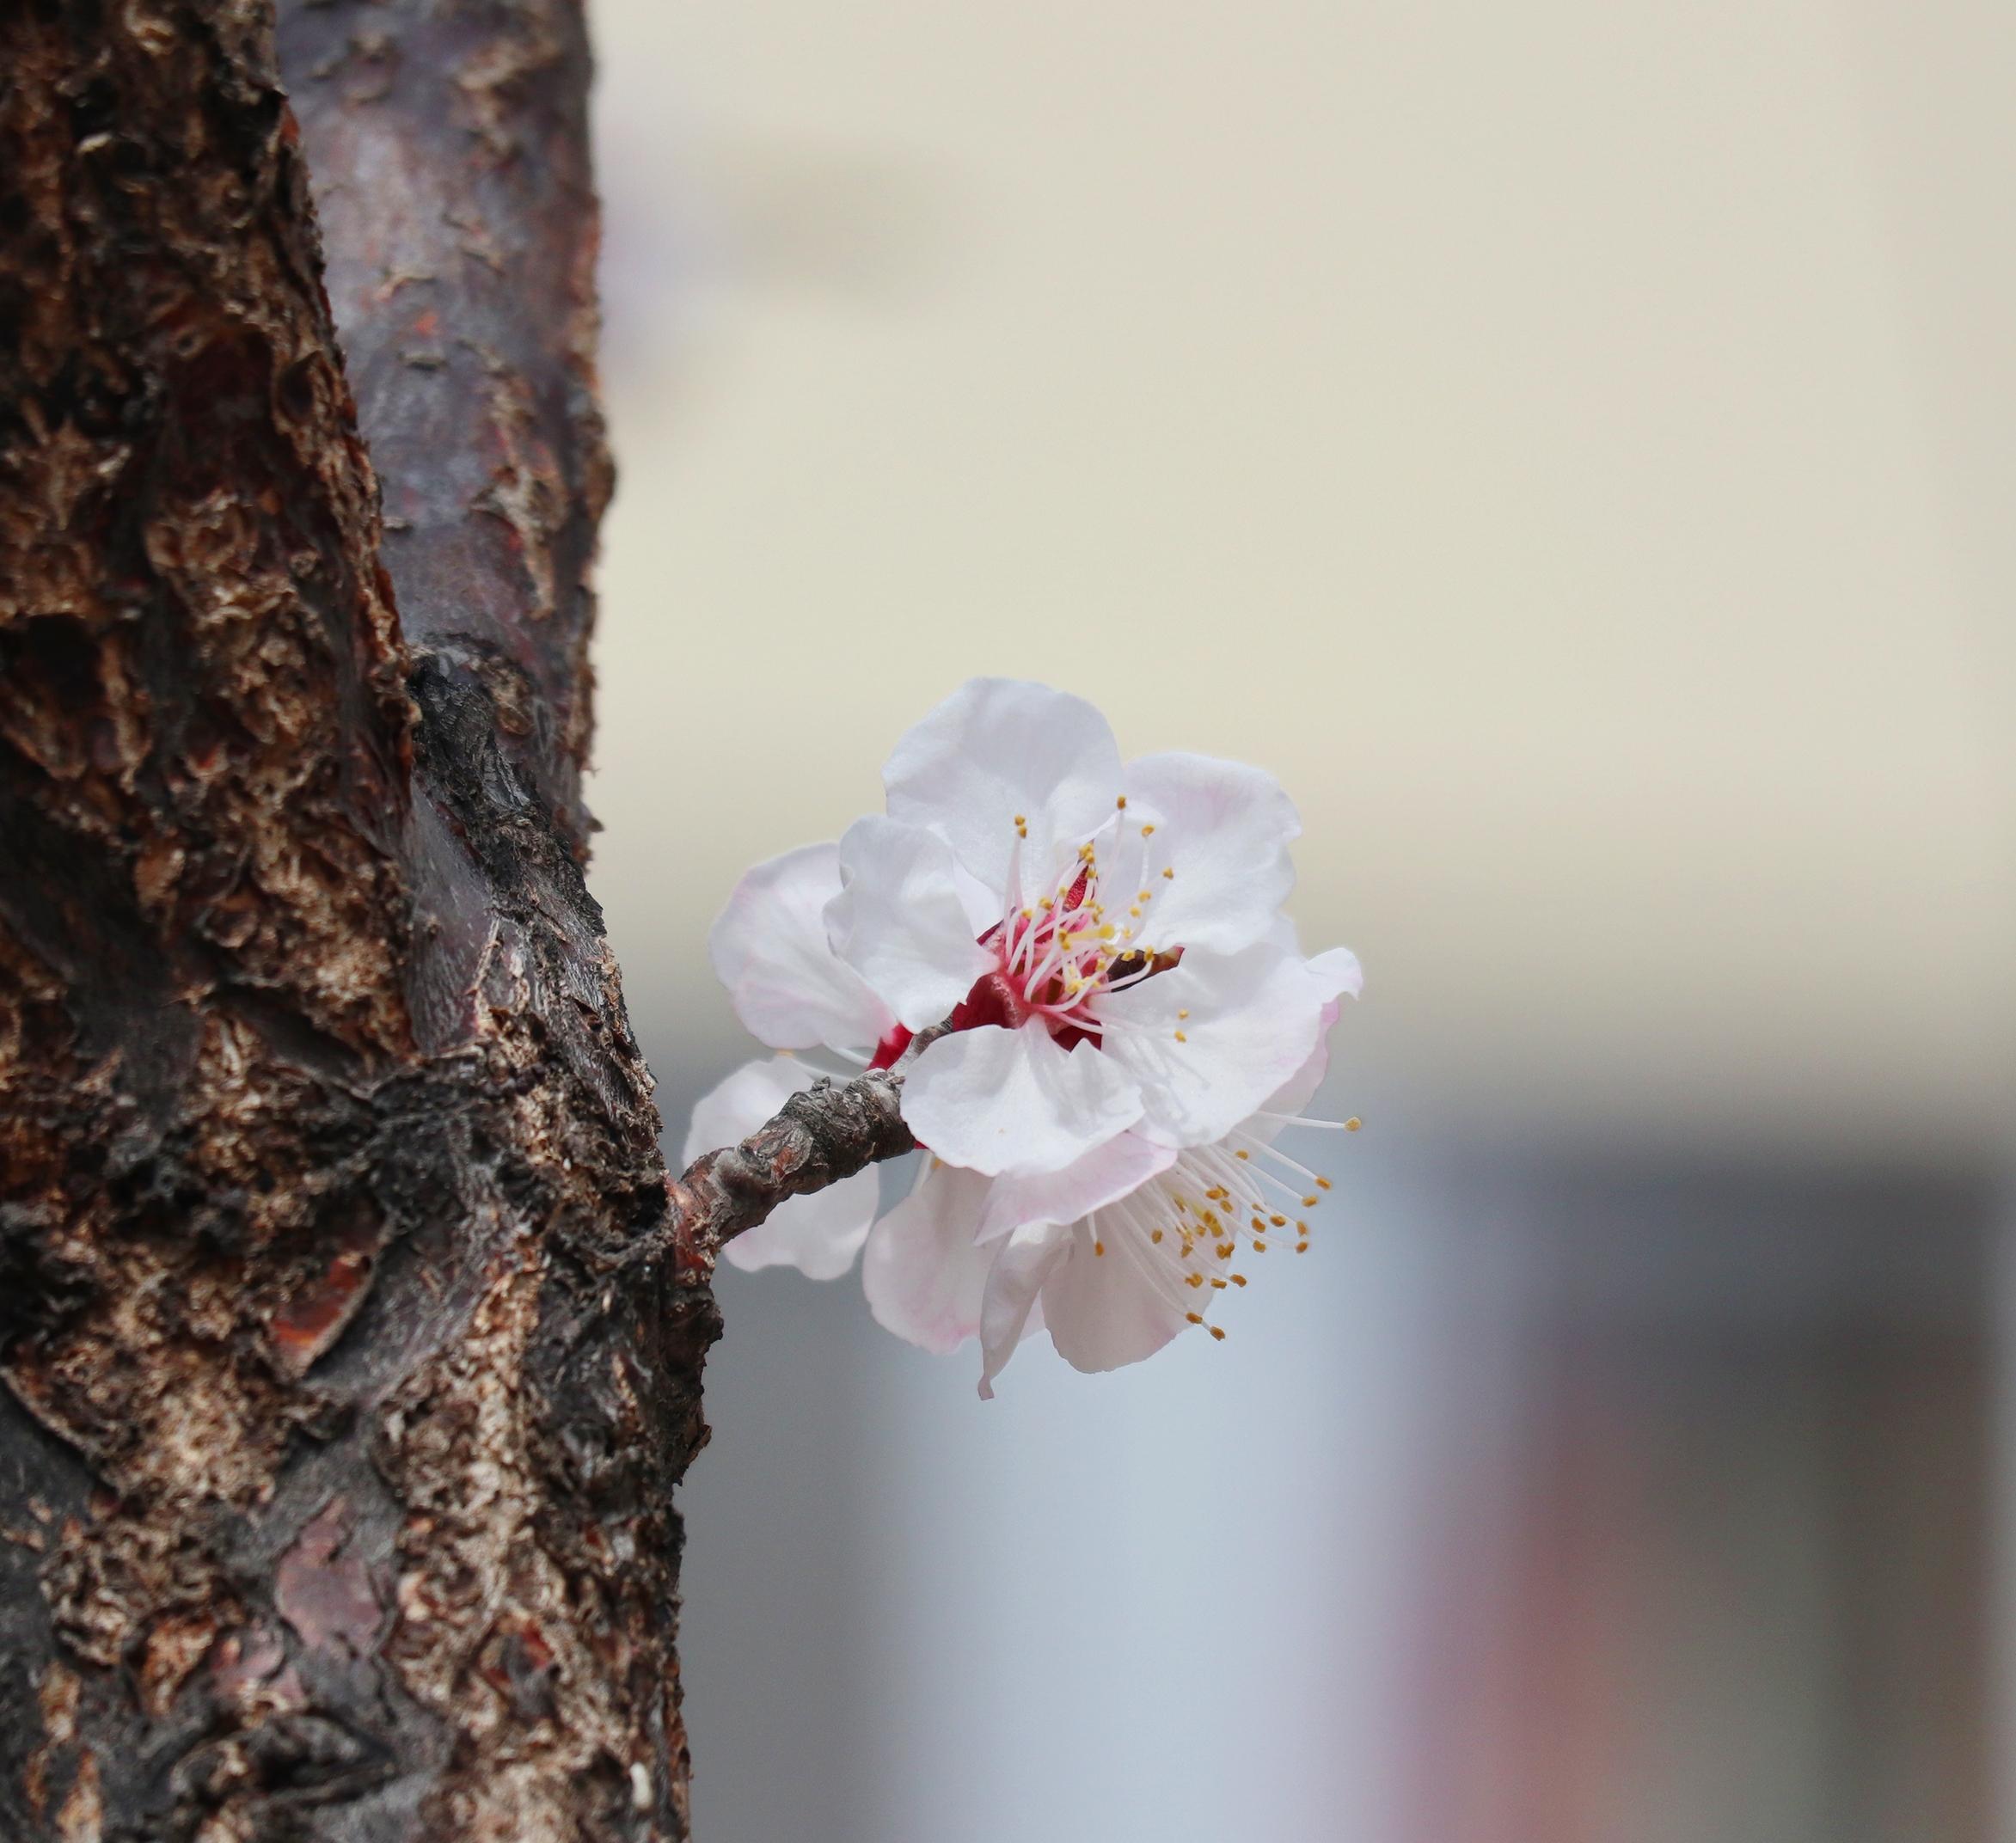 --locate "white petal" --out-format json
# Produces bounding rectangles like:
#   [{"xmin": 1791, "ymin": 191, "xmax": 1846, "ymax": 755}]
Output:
[
  {"xmin": 683, "ymin": 1056, "xmax": 879, "ymax": 1280},
  {"xmin": 861, "ymin": 1157, "xmax": 998, "ymax": 1353},
  {"xmin": 1096, "ymin": 941, "xmax": 1331, "ymax": 1147},
  {"xmin": 903, "ymin": 1021, "xmax": 1143, "ymax": 1177},
  {"xmin": 825, "ymin": 816, "xmax": 994, "ymax": 1030},
  {"xmin": 708, "ymin": 843, "xmax": 896, "ymax": 1053},
  {"xmin": 1122, "ymin": 751, "xmax": 1300, "ymax": 955},
  {"xmin": 1308, "ymin": 944, "xmax": 1364, "ymax": 1000},
  {"xmin": 974, "ymin": 1130, "xmax": 1176, "ymax": 1243},
  {"xmin": 1239, "ymin": 1000, "xmax": 1340, "ymax": 1146},
  {"xmin": 884, "ymin": 678, "xmax": 1123, "ymax": 897},
  {"xmin": 1041, "ymin": 1219, "xmax": 1198, "ymax": 1376},
  {"xmin": 977, "ymin": 1221, "xmax": 1072, "ymax": 1398}
]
